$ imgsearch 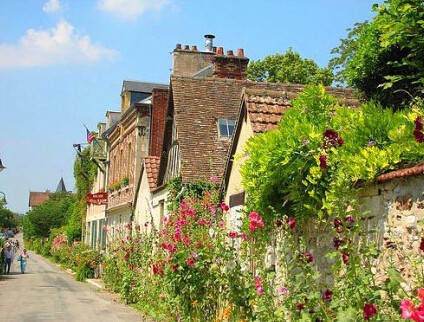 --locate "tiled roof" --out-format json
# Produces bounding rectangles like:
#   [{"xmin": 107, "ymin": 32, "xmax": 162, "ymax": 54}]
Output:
[
  {"xmin": 29, "ymin": 191, "xmax": 50, "ymax": 207},
  {"xmin": 377, "ymin": 164, "xmax": 424, "ymax": 182},
  {"xmin": 167, "ymin": 76, "xmax": 360, "ymax": 184},
  {"xmin": 144, "ymin": 156, "xmax": 161, "ymax": 191}
]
